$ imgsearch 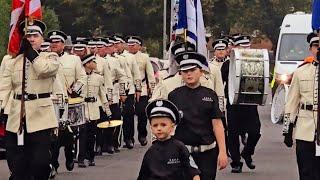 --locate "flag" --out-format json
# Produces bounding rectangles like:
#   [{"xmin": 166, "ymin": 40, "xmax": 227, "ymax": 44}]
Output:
[
  {"xmin": 170, "ymin": 0, "xmax": 180, "ymax": 41},
  {"xmin": 312, "ymin": 0, "xmax": 320, "ymax": 31},
  {"xmin": 7, "ymin": 0, "xmax": 42, "ymax": 56},
  {"xmin": 175, "ymin": 0, "xmax": 207, "ymax": 58}
]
